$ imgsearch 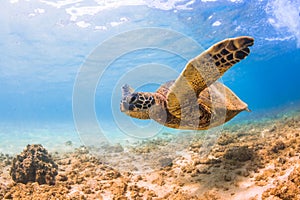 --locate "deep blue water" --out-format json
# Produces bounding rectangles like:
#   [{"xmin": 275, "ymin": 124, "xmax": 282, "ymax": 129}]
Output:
[{"xmin": 0, "ymin": 0, "xmax": 300, "ymax": 153}]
